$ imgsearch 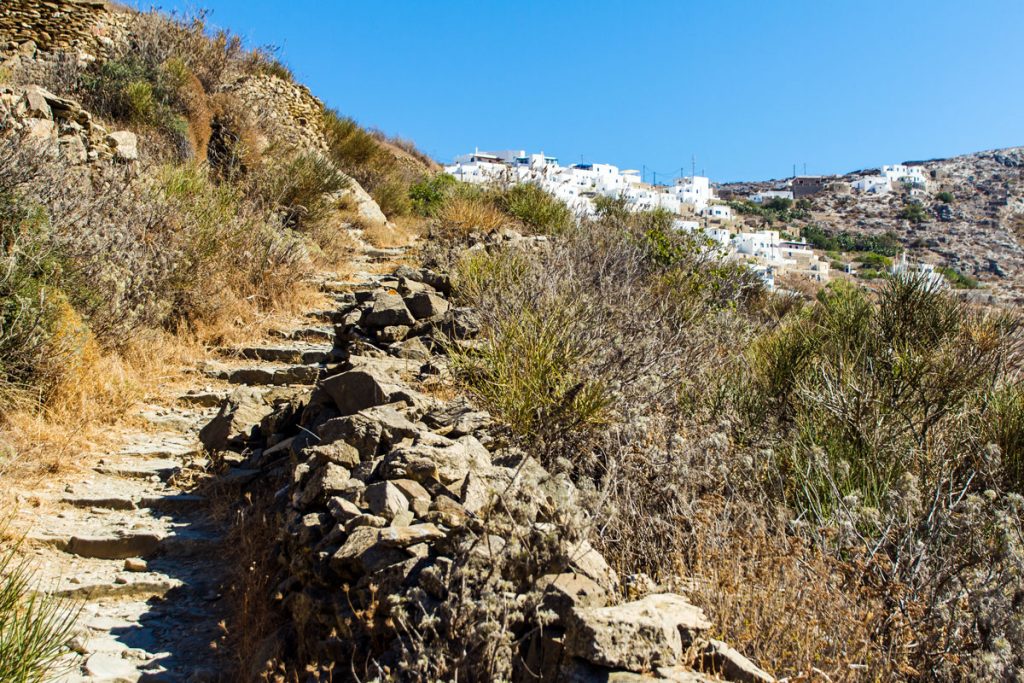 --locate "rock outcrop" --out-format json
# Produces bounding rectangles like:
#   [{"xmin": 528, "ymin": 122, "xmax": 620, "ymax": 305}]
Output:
[
  {"xmin": 0, "ymin": 83, "xmax": 133, "ymax": 163},
  {"xmin": 209, "ymin": 266, "xmax": 773, "ymax": 682}
]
